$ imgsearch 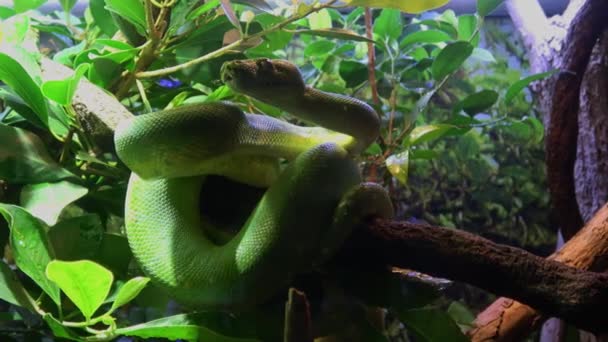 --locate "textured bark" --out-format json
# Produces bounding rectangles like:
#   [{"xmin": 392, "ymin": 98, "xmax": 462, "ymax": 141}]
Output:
[
  {"xmin": 575, "ymin": 31, "xmax": 608, "ymax": 221},
  {"xmin": 469, "ymin": 203, "xmax": 608, "ymax": 341}
]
